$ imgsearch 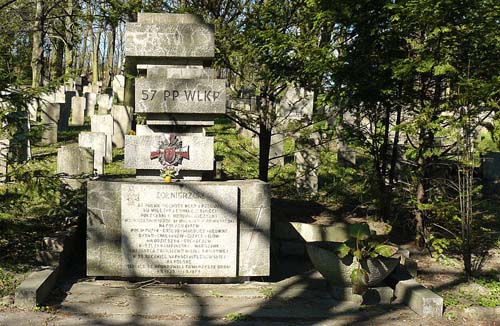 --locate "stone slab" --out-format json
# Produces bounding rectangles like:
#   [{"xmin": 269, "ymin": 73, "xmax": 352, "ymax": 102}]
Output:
[
  {"xmin": 40, "ymin": 102, "xmax": 60, "ymax": 144},
  {"xmin": 14, "ymin": 268, "xmax": 58, "ymax": 308},
  {"xmin": 393, "ymin": 278, "xmax": 443, "ymax": 317},
  {"xmin": 137, "ymin": 65, "xmax": 215, "ymax": 79},
  {"xmin": 54, "ymin": 86, "xmax": 66, "ymax": 103},
  {"xmin": 135, "ymin": 78, "xmax": 226, "ymax": 114},
  {"xmin": 87, "ymin": 179, "xmax": 270, "ymax": 277},
  {"xmin": 85, "ymin": 92, "xmax": 97, "ymax": 117},
  {"xmin": 120, "ymin": 183, "xmax": 238, "ymax": 277},
  {"xmin": 97, "ymin": 94, "xmax": 112, "ymax": 115},
  {"xmin": 70, "ymin": 96, "xmax": 86, "ymax": 126},
  {"xmin": 145, "ymin": 113, "xmax": 216, "ymax": 126},
  {"xmin": 79, "ymin": 132, "xmax": 106, "ymax": 175},
  {"xmin": 91, "ymin": 115, "xmax": 113, "ymax": 163},
  {"xmin": 124, "ymin": 134, "xmax": 214, "ymax": 171},
  {"xmin": 112, "ymin": 74, "xmax": 126, "ymax": 104},
  {"xmin": 125, "ymin": 22, "xmax": 214, "ymax": 58},
  {"xmin": 111, "ymin": 105, "xmax": 133, "ymax": 148},
  {"xmin": 57, "ymin": 146, "xmax": 94, "ymax": 189},
  {"xmin": 137, "ymin": 12, "xmax": 206, "ymax": 25},
  {"xmin": 0, "ymin": 138, "xmax": 9, "ymax": 182}
]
